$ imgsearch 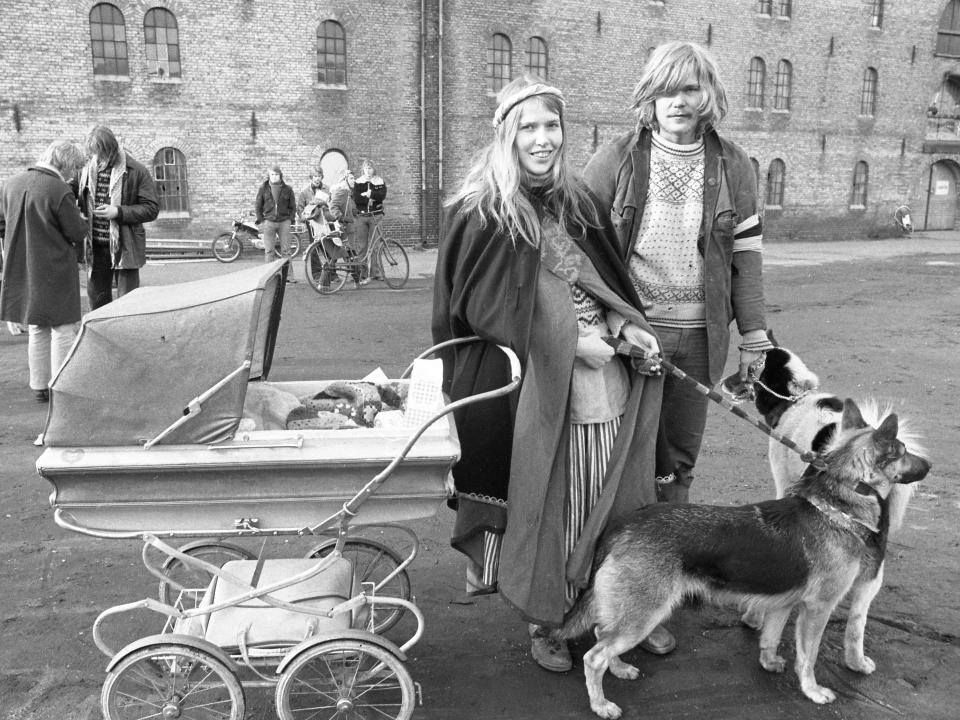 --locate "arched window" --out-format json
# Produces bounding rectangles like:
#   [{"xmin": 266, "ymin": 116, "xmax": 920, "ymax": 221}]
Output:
[
  {"xmin": 778, "ymin": 0, "xmax": 792, "ymax": 18},
  {"xmin": 747, "ymin": 57, "xmax": 765, "ymax": 109},
  {"xmin": 757, "ymin": 0, "xmax": 772, "ymax": 14},
  {"xmin": 851, "ymin": 161, "xmax": 869, "ymax": 207},
  {"xmin": 749, "ymin": 157, "xmax": 761, "ymax": 193},
  {"xmin": 319, "ymin": 149, "xmax": 348, "ymax": 182},
  {"xmin": 317, "ymin": 20, "xmax": 347, "ymax": 85},
  {"xmin": 937, "ymin": 1, "xmax": 960, "ymax": 56},
  {"xmin": 871, "ymin": 0, "xmax": 884, "ymax": 28},
  {"xmin": 487, "ymin": 33, "xmax": 512, "ymax": 92},
  {"xmin": 89, "ymin": 3, "xmax": 128, "ymax": 76},
  {"xmin": 766, "ymin": 159, "xmax": 785, "ymax": 207},
  {"xmin": 774, "ymin": 60, "xmax": 792, "ymax": 110},
  {"xmin": 860, "ymin": 67, "xmax": 878, "ymax": 116},
  {"xmin": 153, "ymin": 148, "xmax": 189, "ymax": 214},
  {"xmin": 144, "ymin": 8, "xmax": 181, "ymax": 79},
  {"xmin": 526, "ymin": 36, "xmax": 548, "ymax": 80}
]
